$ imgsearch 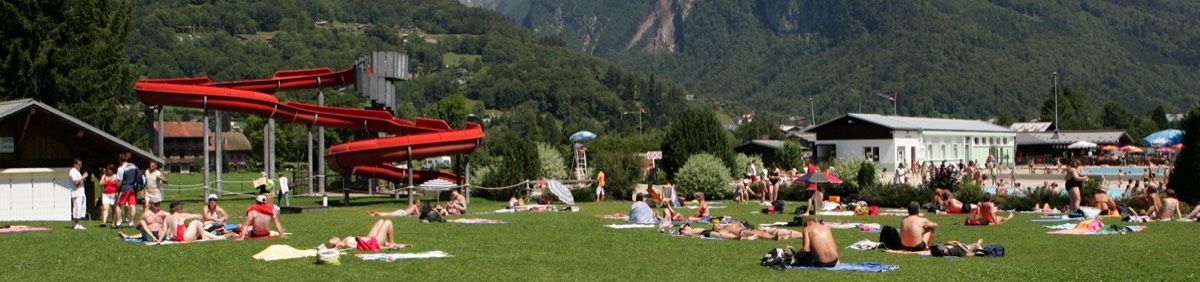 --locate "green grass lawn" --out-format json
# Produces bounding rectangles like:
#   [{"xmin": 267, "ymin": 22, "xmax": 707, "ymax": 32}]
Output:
[
  {"xmin": 444, "ymin": 52, "xmax": 482, "ymax": 66},
  {"xmin": 5, "ymin": 197, "xmax": 1198, "ymax": 280}
]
